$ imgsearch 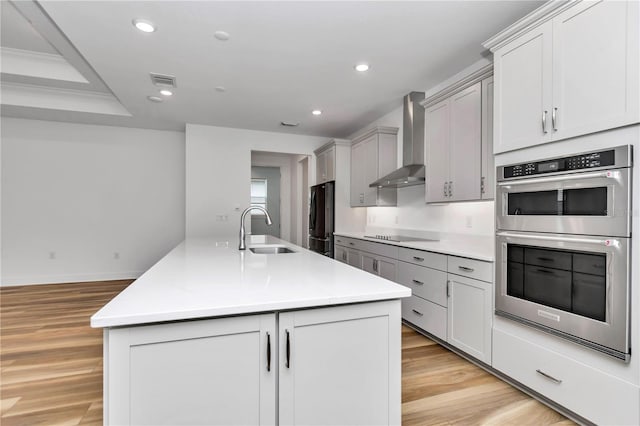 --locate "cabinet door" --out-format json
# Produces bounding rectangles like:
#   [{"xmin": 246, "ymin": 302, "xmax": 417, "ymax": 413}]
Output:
[
  {"xmin": 334, "ymin": 245, "xmax": 348, "ymax": 263},
  {"xmin": 552, "ymin": 0, "xmax": 639, "ymax": 141},
  {"xmin": 279, "ymin": 301, "xmax": 401, "ymax": 426},
  {"xmin": 447, "ymin": 275, "xmax": 492, "ymax": 364},
  {"xmin": 425, "ymin": 99, "xmax": 450, "ymax": 203},
  {"xmin": 481, "ymin": 77, "xmax": 495, "ymax": 200},
  {"xmin": 350, "ymin": 143, "xmax": 365, "ymax": 206},
  {"xmin": 361, "ymin": 251, "xmax": 376, "ymax": 274},
  {"xmin": 325, "ymin": 146, "xmax": 335, "ymax": 182},
  {"xmin": 316, "ymin": 151, "xmax": 327, "ymax": 184},
  {"xmin": 377, "ymin": 255, "xmax": 397, "ymax": 282},
  {"xmin": 363, "ymin": 136, "xmax": 379, "ymax": 206},
  {"xmin": 347, "ymin": 248, "xmax": 362, "ymax": 269},
  {"xmin": 105, "ymin": 315, "xmax": 276, "ymax": 426},
  {"xmin": 449, "ymin": 82, "xmax": 482, "ymax": 201},
  {"xmin": 493, "ymin": 21, "xmax": 553, "ymax": 153}
]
